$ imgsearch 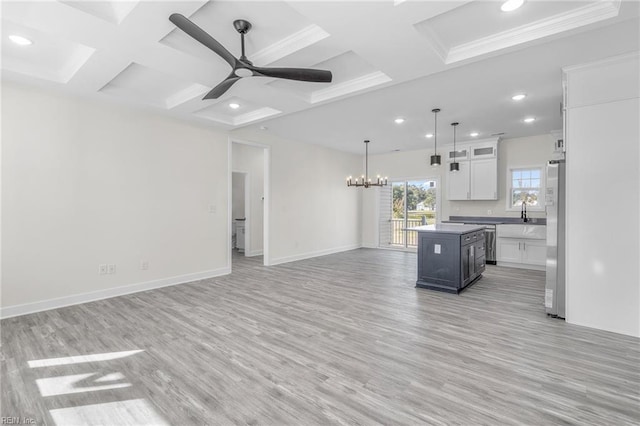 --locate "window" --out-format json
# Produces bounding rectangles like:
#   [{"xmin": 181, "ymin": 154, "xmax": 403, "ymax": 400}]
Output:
[{"xmin": 507, "ymin": 166, "xmax": 544, "ymax": 211}]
